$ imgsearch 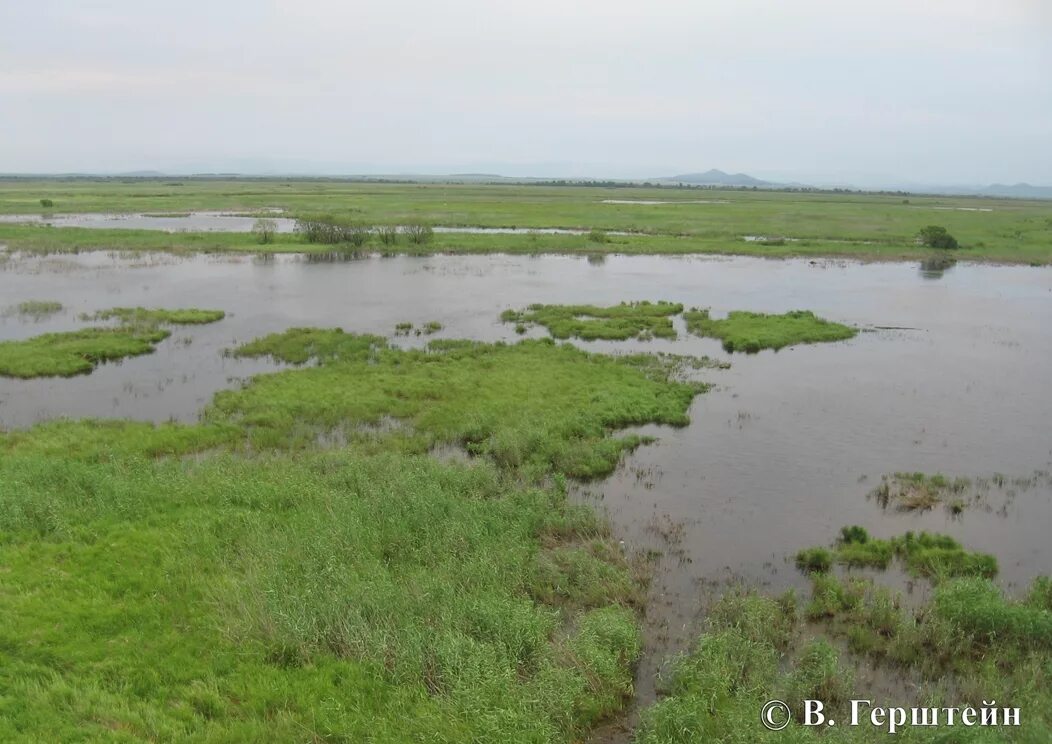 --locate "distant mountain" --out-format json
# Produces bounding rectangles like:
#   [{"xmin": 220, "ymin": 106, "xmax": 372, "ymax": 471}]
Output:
[
  {"xmin": 664, "ymin": 169, "xmax": 772, "ymax": 187},
  {"xmin": 978, "ymin": 183, "xmax": 1052, "ymax": 199}
]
